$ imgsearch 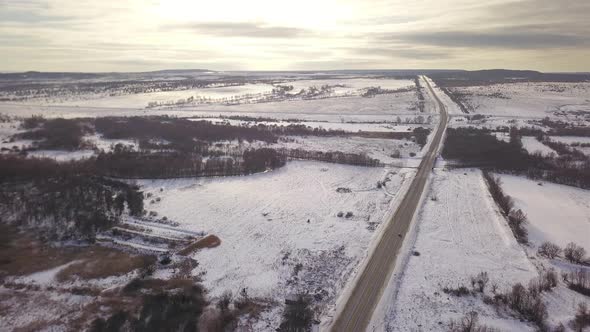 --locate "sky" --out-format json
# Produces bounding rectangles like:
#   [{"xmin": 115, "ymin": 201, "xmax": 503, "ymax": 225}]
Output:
[{"xmin": 0, "ymin": 0, "xmax": 589, "ymax": 72}]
